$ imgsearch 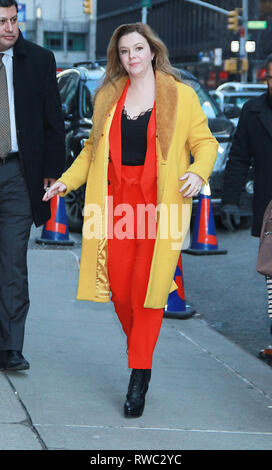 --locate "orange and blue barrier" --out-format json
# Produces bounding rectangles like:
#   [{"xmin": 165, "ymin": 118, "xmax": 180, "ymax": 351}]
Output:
[
  {"xmin": 184, "ymin": 183, "xmax": 227, "ymax": 255},
  {"xmin": 164, "ymin": 254, "xmax": 195, "ymax": 319},
  {"xmin": 36, "ymin": 195, "xmax": 74, "ymax": 246}
]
